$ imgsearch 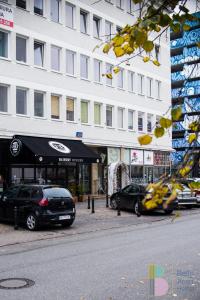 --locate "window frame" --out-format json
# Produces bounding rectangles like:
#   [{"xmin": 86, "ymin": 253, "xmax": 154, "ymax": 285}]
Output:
[
  {"xmin": 50, "ymin": 0, "xmax": 60, "ymax": 23},
  {"xmin": 80, "ymin": 10, "xmax": 88, "ymax": 34},
  {"xmin": 93, "ymin": 16, "xmax": 101, "ymax": 39},
  {"xmin": 65, "ymin": 1, "xmax": 75, "ymax": 29},
  {"xmin": 34, "ymin": 0, "xmax": 44, "ymax": 16},
  {"xmin": 34, "ymin": 40, "xmax": 45, "ymax": 67},
  {"xmin": 94, "ymin": 102, "xmax": 101, "ymax": 125},
  {"xmin": 34, "ymin": 91, "xmax": 45, "ymax": 118},
  {"xmin": 138, "ymin": 112, "xmax": 144, "ymax": 132},
  {"xmin": 51, "ymin": 94, "xmax": 60, "ymax": 120},
  {"xmin": 117, "ymin": 68, "xmax": 124, "ymax": 89},
  {"xmin": 118, "ymin": 107, "xmax": 124, "ymax": 129},
  {"xmin": 16, "ymin": 35, "xmax": 27, "ymax": 63},
  {"xmin": 147, "ymin": 114, "xmax": 153, "ymax": 133},
  {"xmin": 0, "ymin": 30, "xmax": 8, "ymax": 59},
  {"xmin": 81, "ymin": 100, "xmax": 89, "ymax": 124},
  {"xmin": 66, "ymin": 96, "xmax": 75, "ymax": 122},
  {"xmin": 94, "ymin": 59, "xmax": 101, "ymax": 83},
  {"xmin": 138, "ymin": 73, "xmax": 144, "ymax": 95},
  {"xmin": 80, "ymin": 54, "xmax": 89, "ymax": 80},
  {"xmin": 51, "ymin": 45, "xmax": 61, "ymax": 72},
  {"xmin": 106, "ymin": 105, "xmax": 113, "ymax": 127},
  {"xmin": 147, "ymin": 77, "xmax": 153, "ymax": 98},
  {"xmin": 106, "ymin": 63, "xmax": 113, "ymax": 86},
  {"xmin": 0, "ymin": 84, "xmax": 8, "ymax": 113},
  {"xmin": 16, "ymin": 0, "xmax": 26, "ymax": 10},
  {"xmin": 16, "ymin": 87, "xmax": 28, "ymax": 116},
  {"xmin": 128, "ymin": 109, "xmax": 134, "ymax": 130},
  {"xmin": 66, "ymin": 49, "xmax": 76, "ymax": 76}
]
